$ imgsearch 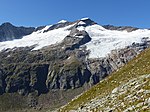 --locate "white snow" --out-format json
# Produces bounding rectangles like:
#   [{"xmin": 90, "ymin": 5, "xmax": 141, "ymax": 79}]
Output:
[
  {"xmin": 77, "ymin": 26, "xmax": 85, "ymax": 31},
  {"xmin": 37, "ymin": 25, "xmax": 52, "ymax": 33},
  {"xmin": 76, "ymin": 21, "xmax": 86, "ymax": 31},
  {"xmin": 81, "ymin": 17, "xmax": 89, "ymax": 20},
  {"xmin": 78, "ymin": 21, "xmax": 86, "ymax": 25},
  {"xmin": 0, "ymin": 23, "xmax": 75, "ymax": 51},
  {"xmin": 75, "ymin": 35, "xmax": 84, "ymax": 38},
  {"xmin": 84, "ymin": 24, "xmax": 150, "ymax": 58},
  {"xmin": 0, "ymin": 19, "xmax": 150, "ymax": 59},
  {"xmin": 58, "ymin": 20, "xmax": 67, "ymax": 24},
  {"xmin": 67, "ymin": 56, "xmax": 71, "ymax": 60}
]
